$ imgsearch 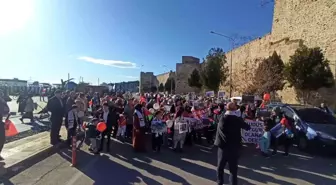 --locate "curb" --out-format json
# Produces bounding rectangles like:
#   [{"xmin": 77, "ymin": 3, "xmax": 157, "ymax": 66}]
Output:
[{"xmin": 0, "ymin": 143, "xmax": 66, "ymax": 178}]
